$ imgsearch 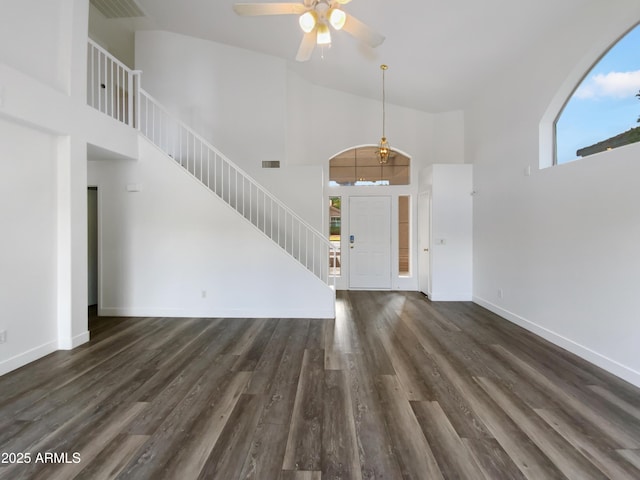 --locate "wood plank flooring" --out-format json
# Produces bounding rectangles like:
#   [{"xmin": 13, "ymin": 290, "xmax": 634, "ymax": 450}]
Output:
[{"xmin": 1, "ymin": 291, "xmax": 640, "ymax": 479}]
